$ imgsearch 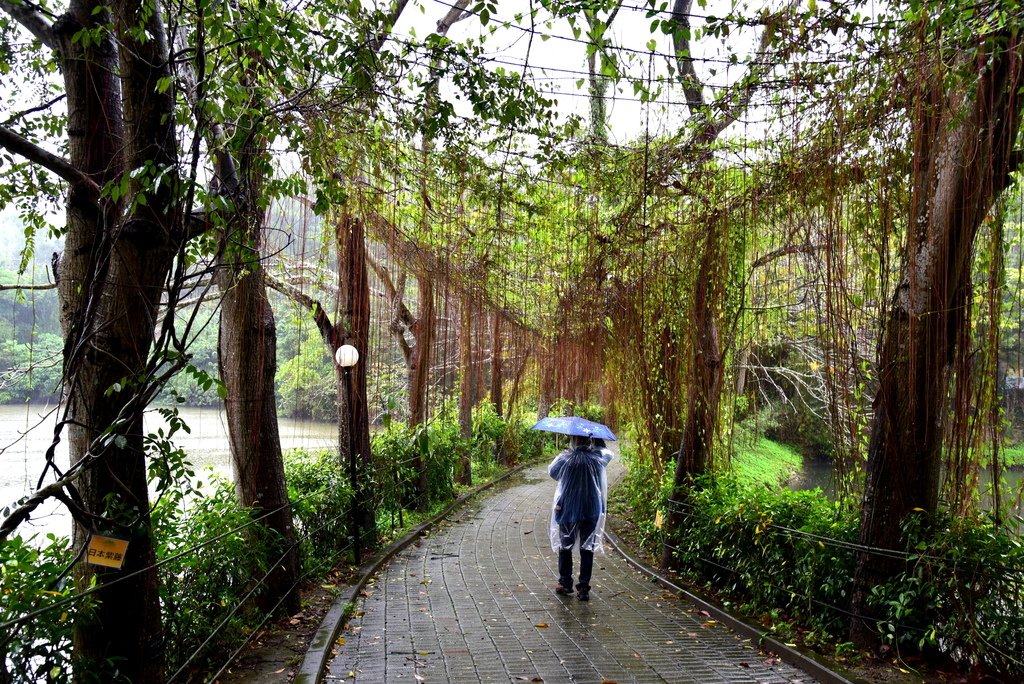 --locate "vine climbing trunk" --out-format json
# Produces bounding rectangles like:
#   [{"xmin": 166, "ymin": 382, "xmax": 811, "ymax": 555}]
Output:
[
  {"xmin": 491, "ymin": 311, "xmax": 503, "ymax": 418},
  {"xmin": 850, "ymin": 24, "xmax": 1024, "ymax": 646}
]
